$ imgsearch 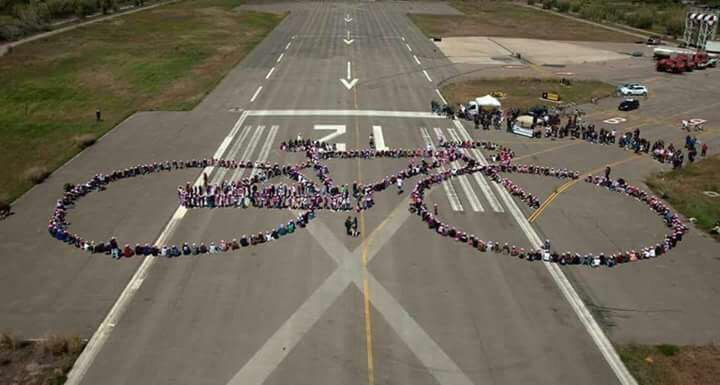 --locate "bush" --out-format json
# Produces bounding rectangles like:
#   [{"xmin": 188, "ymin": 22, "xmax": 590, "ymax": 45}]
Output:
[
  {"xmin": 40, "ymin": 335, "xmax": 69, "ymax": 356},
  {"xmin": 25, "ymin": 166, "xmax": 50, "ymax": 185},
  {"xmin": 662, "ymin": 7, "xmax": 686, "ymax": 37},
  {"xmin": 657, "ymin": 344, "xmax": 680, "ymax": 357},
  {"xmin": 569, "ymin": 0, "xmax": 582, "ymax": 13},
  {"xmin": 579, "ymin": 2, "xmax": 609, "ymax": 22},
  {"xmin": 628, "ymin": 9, "xmax": 655, "ymax": 30},
  {"xmin": 0, "ymin": 332, "xmax": 17, "ymax": 351},
  {"xmin": 557, "ymin": 0, "xmax": 571, "ymax": 13},
  {"xmin": 0, "ymin": 15, "xmax": 24, "ymax": 41},
  {"xmin": 74, "ymin": 0, "xmax": 99, "ymax": 18},
  {"xmin": 0, "ymin": 196, "xmax": 10, "ymax": 215},
  {"xmin": 73, "ymin": 133, "xmax": 96, "ymax": 149},
  {"xmin": 527, "ymin": 0, "xmax": 536, "ymax": 5},
  {"xmin": 542, "ymin": 0, "xmax": 557, "ymax": 10}
]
